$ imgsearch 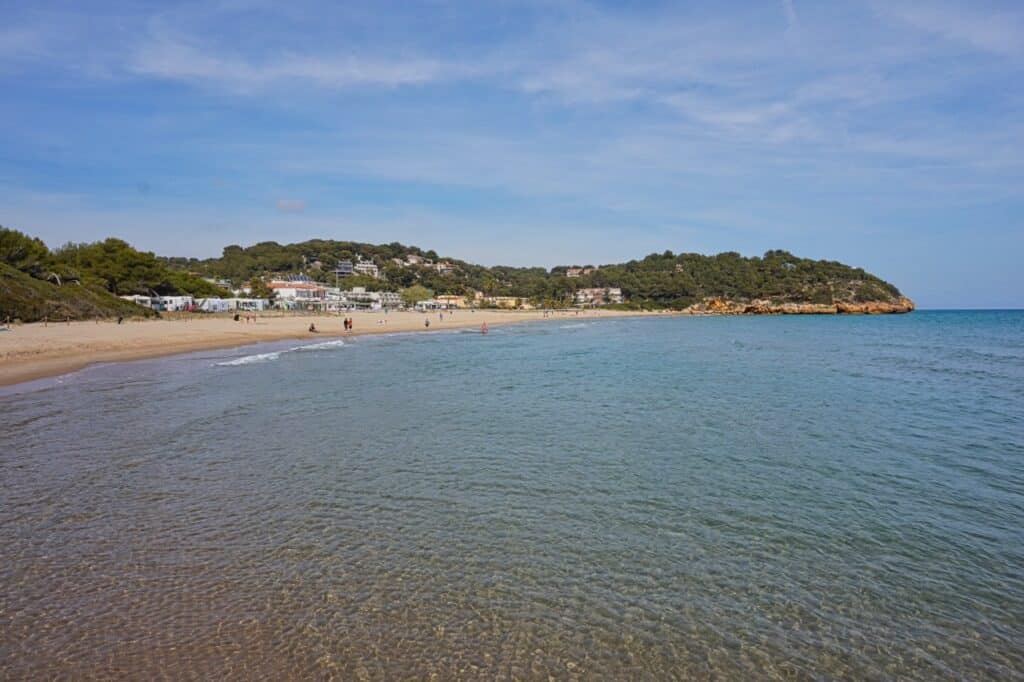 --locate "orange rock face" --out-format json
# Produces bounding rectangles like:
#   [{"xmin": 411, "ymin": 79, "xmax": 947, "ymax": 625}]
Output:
[
  {"xmin": 684, "ymin": 296, "xmax": 915, "ymax": 315},
  {"xmin": 834, "ymin": 296, "xmax": 916, "ymax": 314}
]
